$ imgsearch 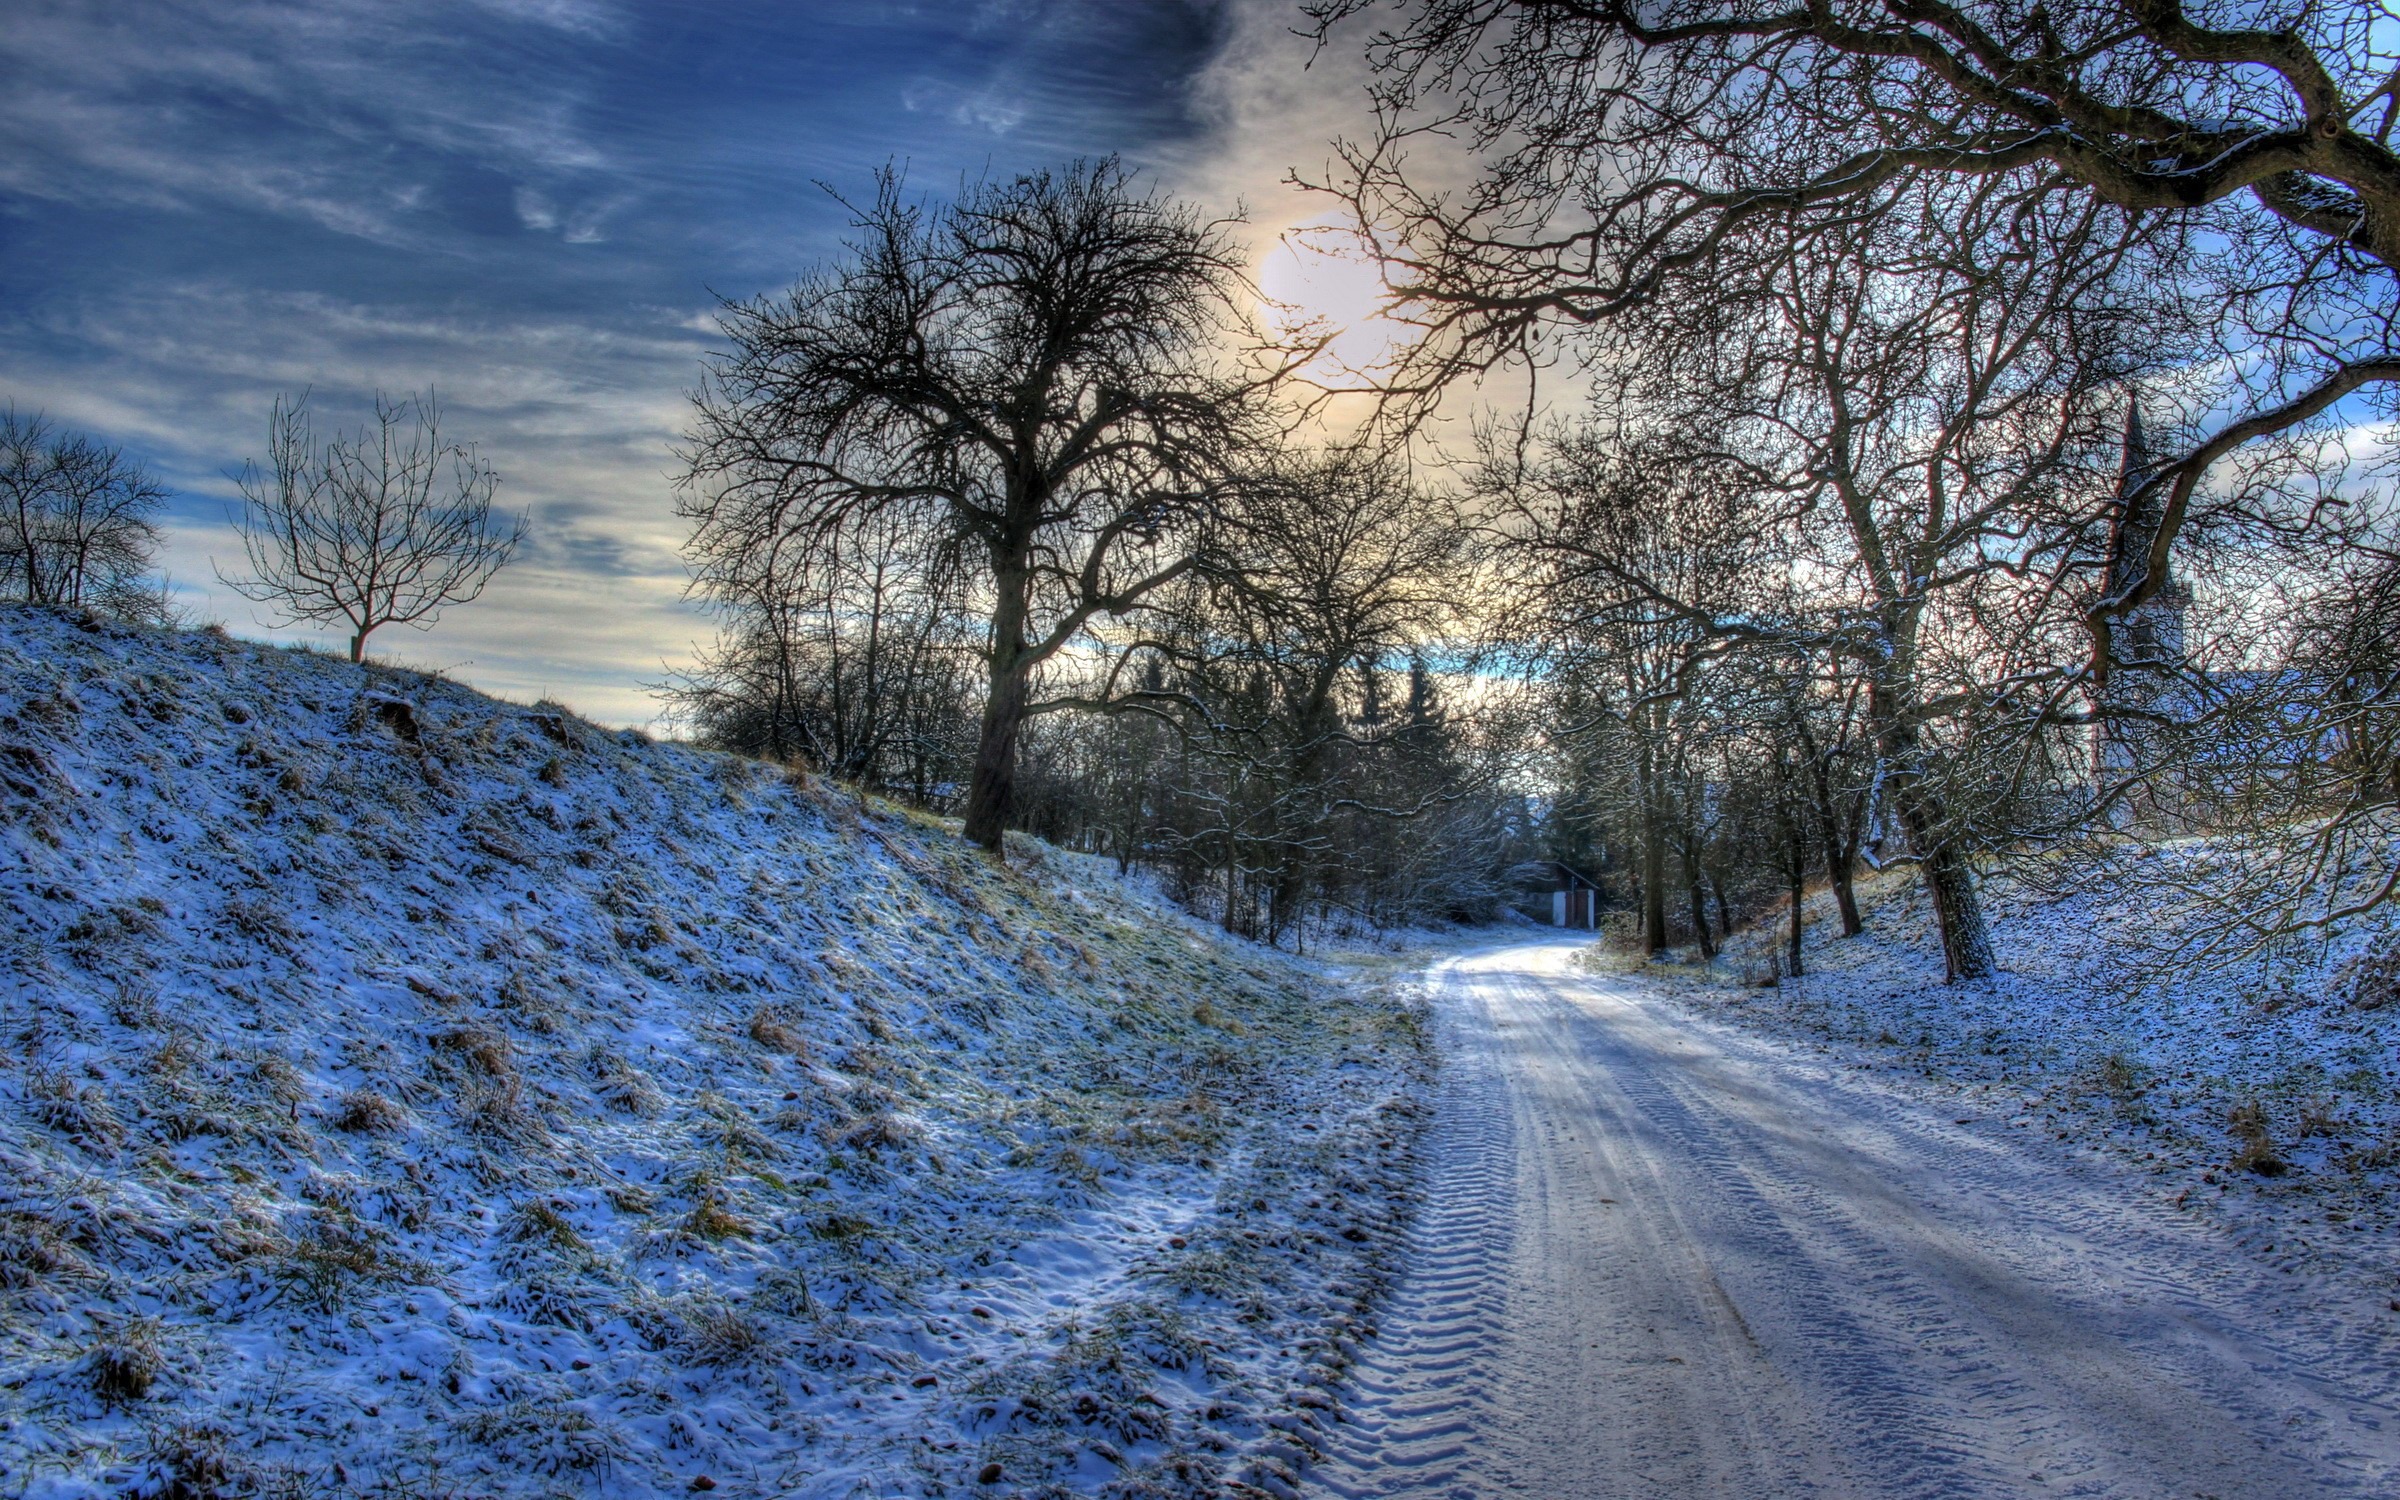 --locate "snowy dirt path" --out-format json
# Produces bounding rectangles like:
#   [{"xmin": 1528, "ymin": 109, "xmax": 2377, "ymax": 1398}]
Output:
[{"xmin": 1306, "ymin": 940, "xmax": 2400, "ymax": 1499}]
